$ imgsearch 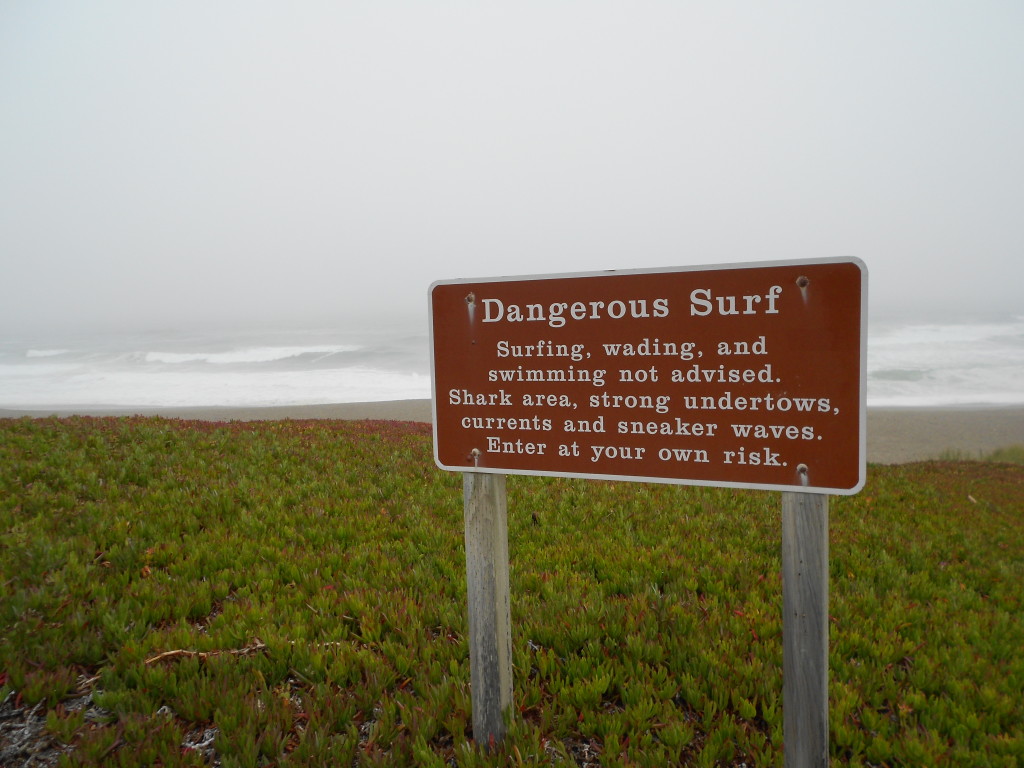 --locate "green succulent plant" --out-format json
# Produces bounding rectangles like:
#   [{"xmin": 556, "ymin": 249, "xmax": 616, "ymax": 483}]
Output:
[{"xmin": 1, "ymin": 416, "xmax": 1021, "ymax": 765}]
